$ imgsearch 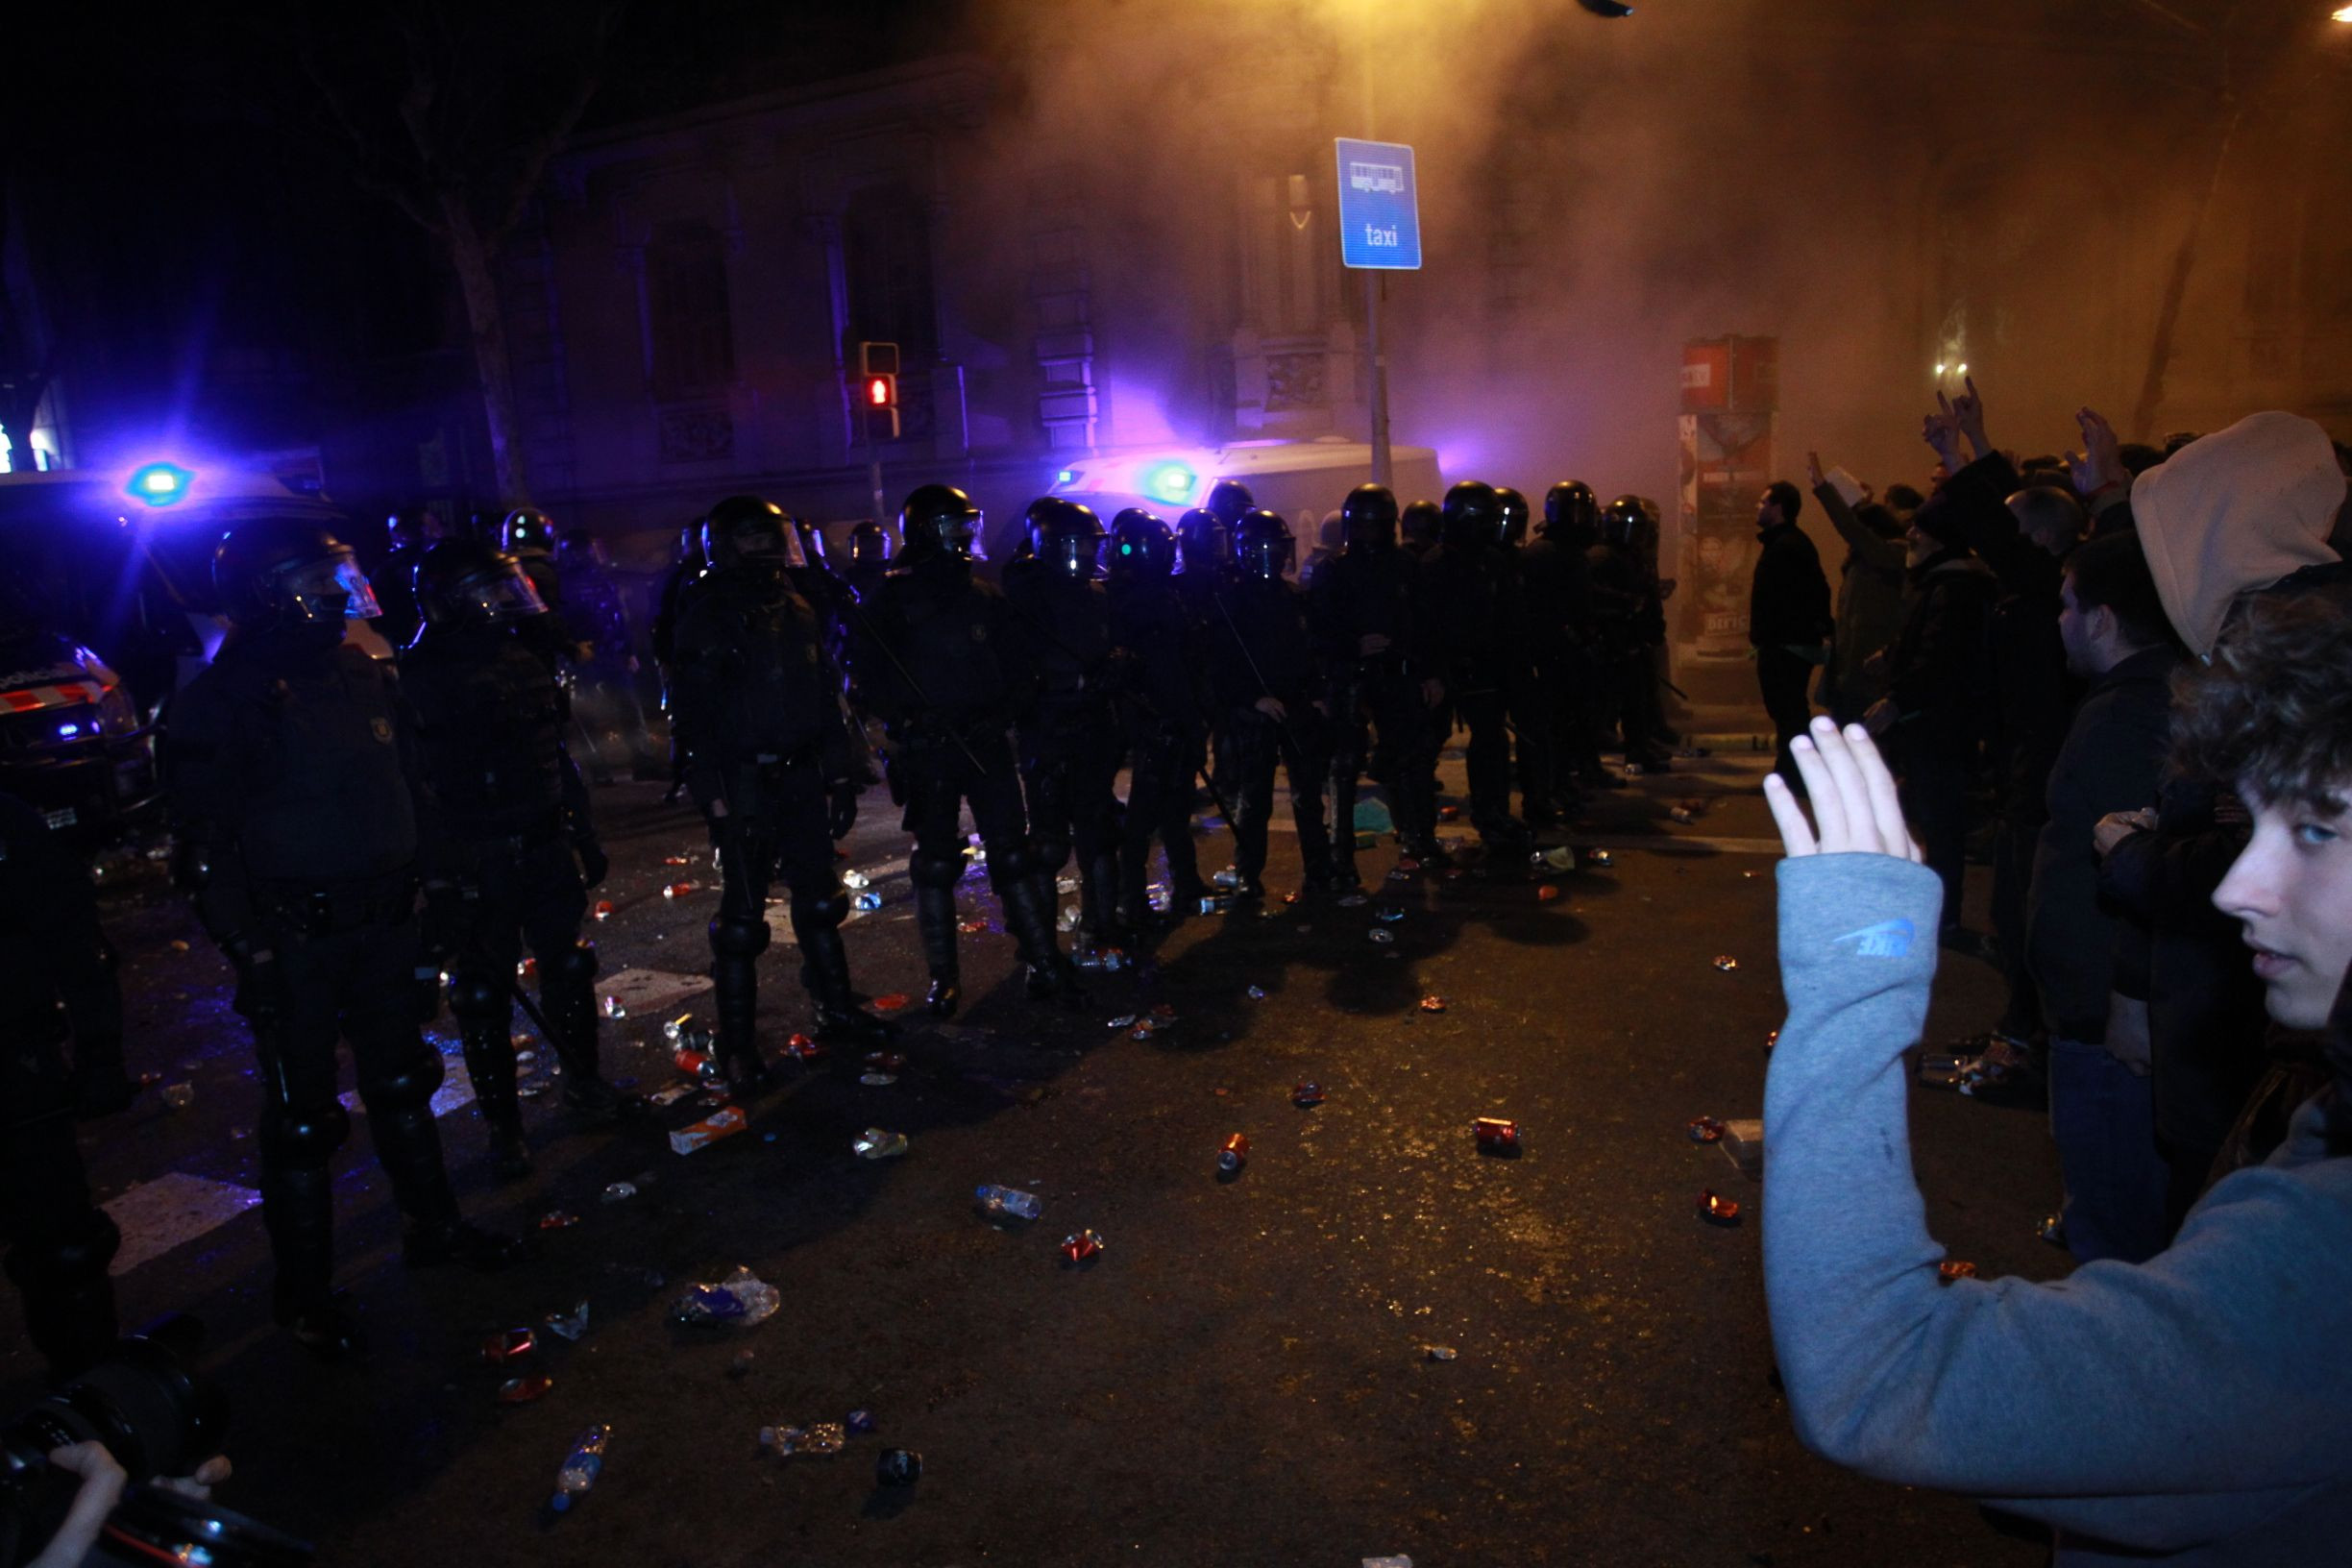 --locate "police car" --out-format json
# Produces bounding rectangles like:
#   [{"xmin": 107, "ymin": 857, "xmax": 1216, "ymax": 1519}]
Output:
[{"xmin": 1045, "ymin": 436, "xmax": 1444, "ymax": 541}]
